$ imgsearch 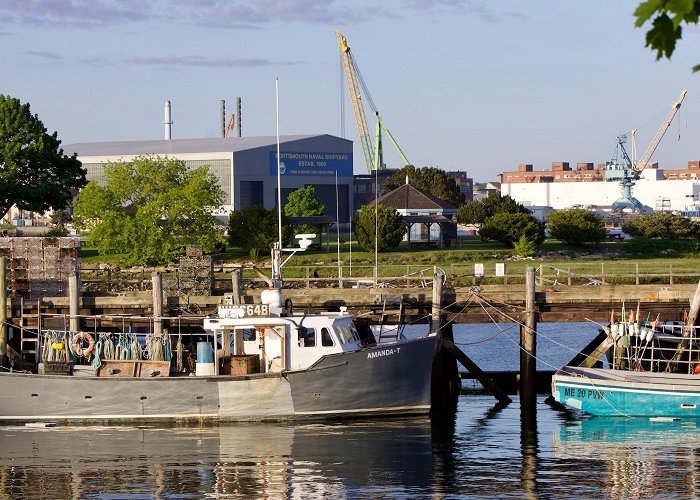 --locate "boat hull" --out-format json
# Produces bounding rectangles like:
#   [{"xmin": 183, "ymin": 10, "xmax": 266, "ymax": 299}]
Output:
[
  {"xmin": 0, "ymin": 336, "xmax": 436, "ymax": 423},
  {"xmin": 552, "ymin": 366, "xmax": 700, "ymax": 417}
]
